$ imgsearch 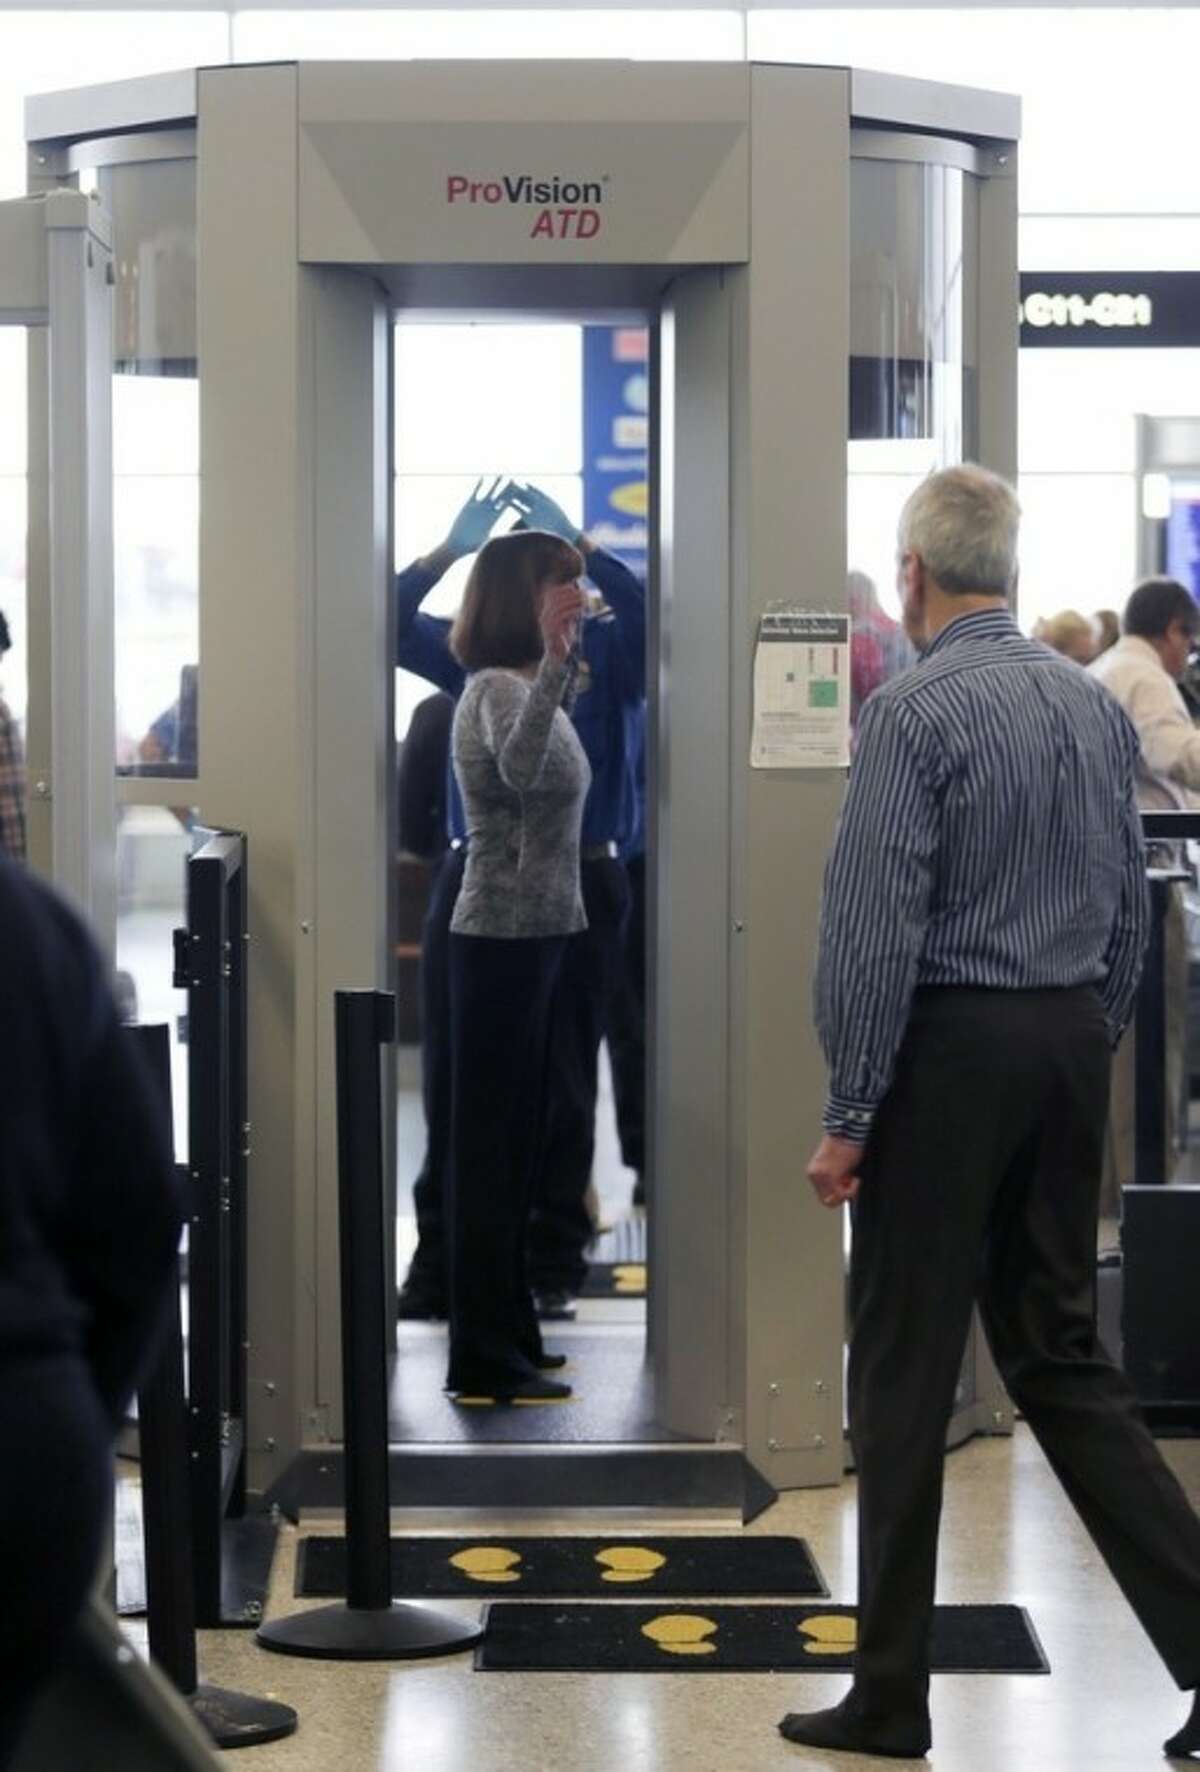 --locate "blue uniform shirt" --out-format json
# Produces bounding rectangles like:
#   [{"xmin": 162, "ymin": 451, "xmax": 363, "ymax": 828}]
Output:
[
  {"xmin": 395, "ymin": 546, "xmax": 646, "ymax": 849},
  {"xmin": 620, "ymin": 704, "xmax": 647, "ymax": 864}
]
